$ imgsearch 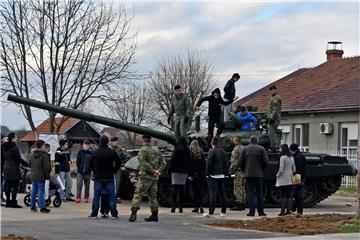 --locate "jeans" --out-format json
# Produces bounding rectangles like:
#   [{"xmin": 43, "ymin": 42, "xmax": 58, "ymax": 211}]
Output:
[
  {"xmin": 91, "ymin": 179, "xmax": 117, "ymax": 217},
  {"xmin": 223, "ymin": 100, "xmax": 234, "ymax": 121},
  {"xmin": 245, "ymin": 177, "xmax": 265, "ymax": 214},
  {"xmin": 76, "ymin": 173, "xmax": 90, "ymax": 199},
  {"xmin": 59, "ymin": 171, "xmax": 72, "ymax": 199},
  {"xmin": 278, "ymin": 184, "xmax": 293, "ymax": 214},
  {"xmin": 292, "ymin": 182, "xmax": 305, "ymax": 214},
  {"xmin": 31, "ymin": 181, "xmax": 45, "ymax": 209},
  {"xmin": 207, "ymin": 177, "xmax": 226, "ymax": 215}
]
